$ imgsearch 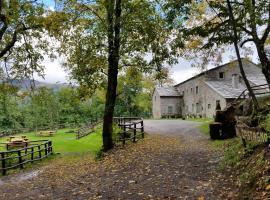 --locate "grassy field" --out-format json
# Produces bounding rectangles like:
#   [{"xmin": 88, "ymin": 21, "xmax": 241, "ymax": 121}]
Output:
[{"xmin": 0, "ymin": 126, "xmax": 102, "ymax": 155}]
